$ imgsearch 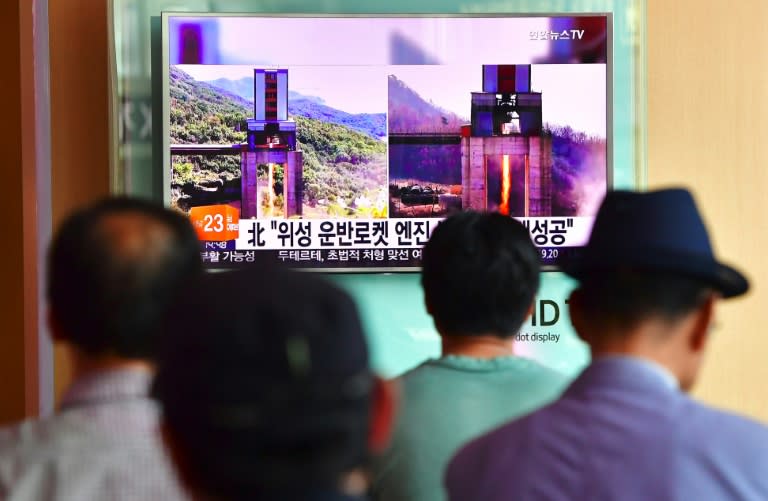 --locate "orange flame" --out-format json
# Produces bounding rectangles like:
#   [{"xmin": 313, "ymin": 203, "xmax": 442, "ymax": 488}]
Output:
[
  {"xmin": 499, "ymin": 154, "xmax": 511, "ymax": 215},
  {"xmin": 268, "ymin": 163, "xmax": 275, "ymax": 216}
]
